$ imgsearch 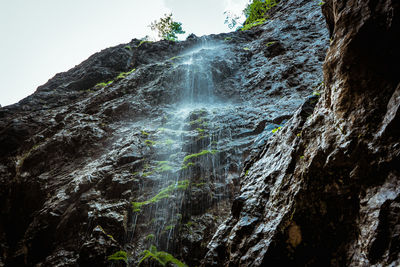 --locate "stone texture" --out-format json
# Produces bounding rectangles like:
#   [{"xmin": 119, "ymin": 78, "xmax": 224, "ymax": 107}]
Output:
[
  {"xmin": 8, "ymin": 0, "xmax": 400, "ymax": 265},
  {"xmin": 203, "ymin": 0, "xmax": 400, "ymax": 266}
]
